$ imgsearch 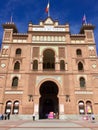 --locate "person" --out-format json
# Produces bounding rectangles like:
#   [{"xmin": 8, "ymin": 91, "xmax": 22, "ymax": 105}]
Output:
[
  {"xmin": 3, "ymin": 113, "xmax": 7, "ymax": 120},
  {"xmin": 45, "ymin": 113, "xmax": 48, "ymax": 119},
  {"xmin": 0, "ymin": 114, "xmax": 2, "ymax": 120},
  {"xmin": 1, "ymin": 114, "xmax": 4, "ymax": 120},
  {"xmin": 32, "ymin": 113, "xmax": 35, "ymax": 121},
  {"xmin": 48, "ymin": 112, "xmax": 54, "ymax": 119},
  {"xmin": 7, "ymin": 113, "xmax": 10, "ymax": 120},
  {"xmin": 91, "ymin": 113, "xmax": 95, "ymax": 123}
]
